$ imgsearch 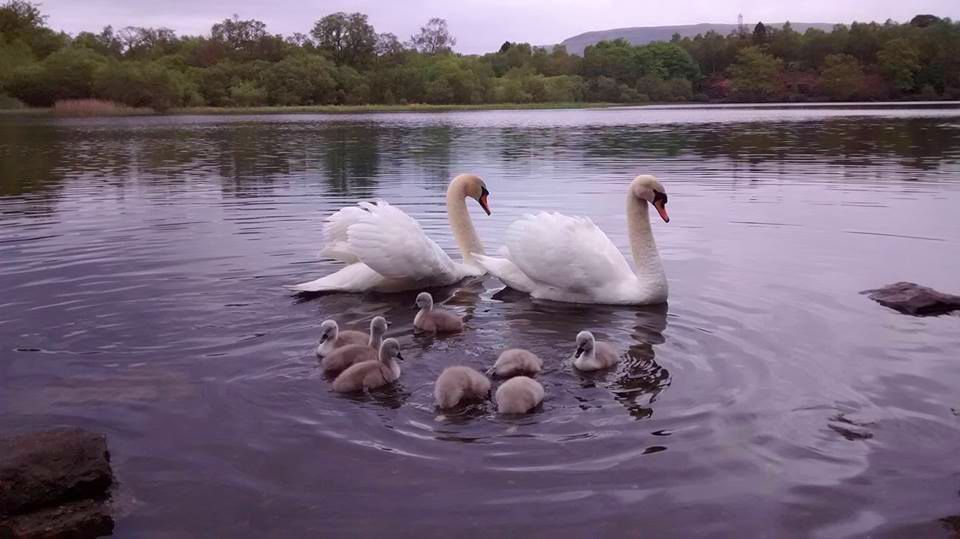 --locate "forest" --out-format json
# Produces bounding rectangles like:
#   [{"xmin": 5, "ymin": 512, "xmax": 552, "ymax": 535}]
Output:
[{"xmin": 1, "ymin": 0, "xmax": 959, "ymax": 111}]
